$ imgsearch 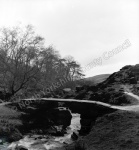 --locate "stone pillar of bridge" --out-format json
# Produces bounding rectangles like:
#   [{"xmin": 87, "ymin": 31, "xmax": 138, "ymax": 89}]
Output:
[
  {"xmin": 77, "ymin": 104, "xmax": 116, "ymax": 135},
  {"xmin": 79, "ymin": 111, "xmax": 98, "ymax": 135},
  {"xmin": 67, "ymin": 102, "xmax": 100, "ymax": 135}
]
